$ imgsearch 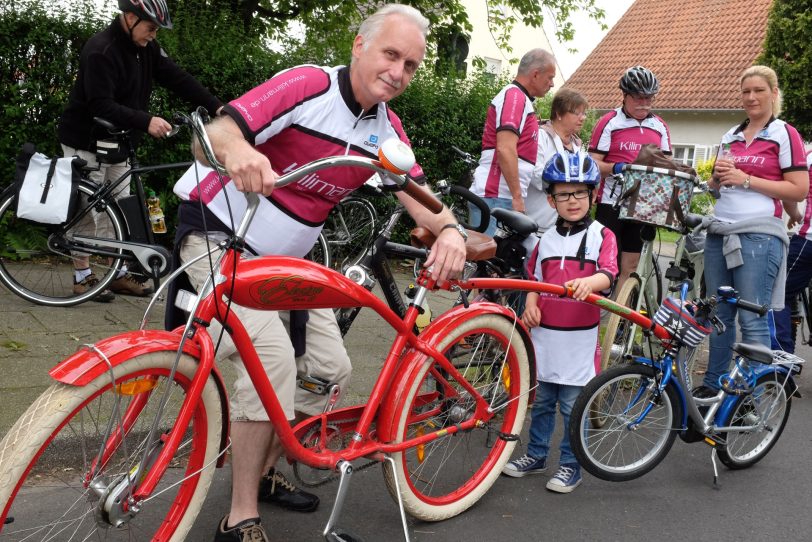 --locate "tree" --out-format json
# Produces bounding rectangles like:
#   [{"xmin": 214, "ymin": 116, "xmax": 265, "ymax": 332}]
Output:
[
  {"xmin": 178, "ymin": 0, "xmax": 606, "ymax": 58},
  {"xmin": 759, "ymin": 0, "xmax": 812, "ymax": 137}
]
